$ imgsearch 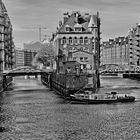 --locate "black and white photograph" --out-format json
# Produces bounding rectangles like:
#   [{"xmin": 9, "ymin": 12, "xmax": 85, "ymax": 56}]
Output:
[{"xmin": 0, "ymin": 0, "xmax": 140, "ymax": 139}]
